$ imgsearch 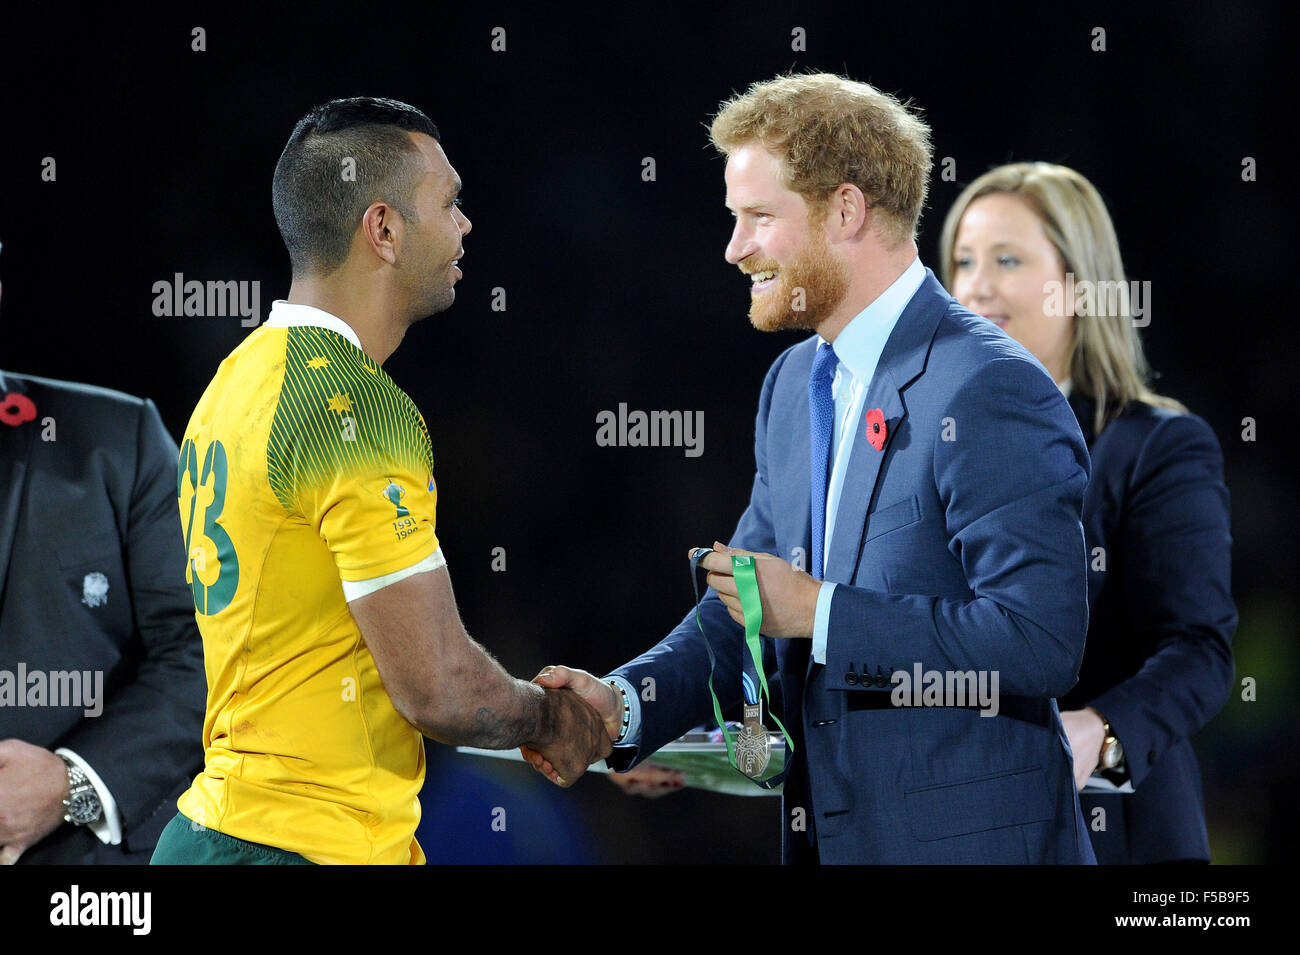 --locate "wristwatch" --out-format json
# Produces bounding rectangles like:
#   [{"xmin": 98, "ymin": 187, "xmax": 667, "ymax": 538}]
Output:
[
  {"xmin": 1097, "ymin": 715, "xmax": 1125, "ymax": 772},
  {"xmin": 59, "ymin": 755, "xmax": 104, "ymax": 827}
]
